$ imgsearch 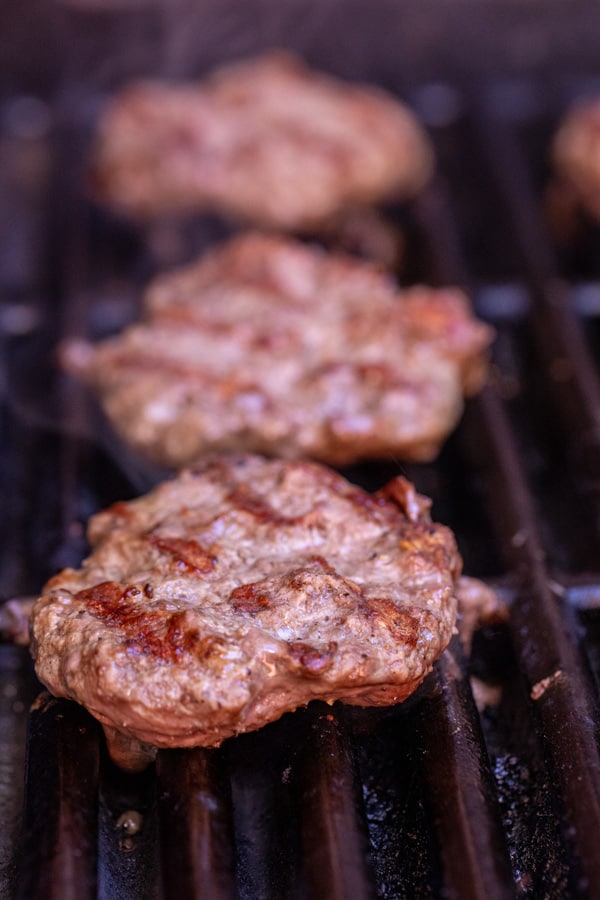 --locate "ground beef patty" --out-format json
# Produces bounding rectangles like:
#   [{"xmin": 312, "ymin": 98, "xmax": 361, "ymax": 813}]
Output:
[
  {"xmin": 89, "ymin": 50, "xmax": 433, "ymax": 228},
  {"xmin": 30, "ymin": 455, "xmax": 461, "ymax": 770},
  {"xmin": 552, "ymin": 97, "xmax": 600, "ymax": 220},
  {"xmin": 63, "ymin": 232, "xmax": 493, "ymax": 468}
]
